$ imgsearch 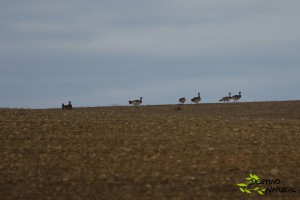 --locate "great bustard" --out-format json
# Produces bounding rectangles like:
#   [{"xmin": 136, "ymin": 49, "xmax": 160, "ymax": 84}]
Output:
[
  {"xmin": 191, "ymin": 93, "xmax": 201, "ymax": 104},
  {"xmin": 219, "ymin": 93, "xmax": 231, "ymax": 103},
  {"xmin": 129, "ymin": 97, "xmax": 143, "ymax": 106},
  {"xmin": 62, "ymin": 101, "xmax": 72, "ymax": 109},
  {"xmin": 179, "ymin": 97, "xmax": 186, "ymax": 104},
  {"xmin": 231, "ymin": 92, "xmax": 242, "ymax": 103}
]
